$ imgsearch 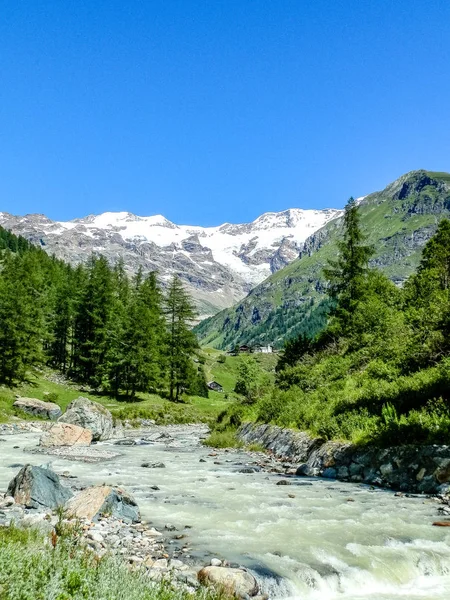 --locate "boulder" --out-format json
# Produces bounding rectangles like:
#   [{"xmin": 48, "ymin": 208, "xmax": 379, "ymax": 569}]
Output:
[
  {"xmin": 39, "ymin": 423, "xmax": 92, "ymax": 448},
  {"xmin": 59, "ymin": 397, "xmax": 113, "ymax": 441},
  {"xmin": 65, "ymin": 485, "xmax": 140, "ymax": 522},
  {"xmin": 13, "ymin": 397, "xmax": 62, "ymax": 420},
  {"xmin": 198, "ymin": 566, "xmax": 259, "ymax": 598},
  {"xmin": 7, "ymin": 465, "xmax": 73, "ymax": 509}
]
